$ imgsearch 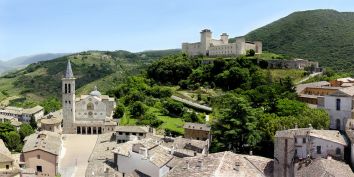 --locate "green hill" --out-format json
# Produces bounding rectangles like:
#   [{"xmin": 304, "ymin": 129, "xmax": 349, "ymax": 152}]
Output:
[
  {"xmin": 244, "ymin": 9, "xmax": 354, "ymax": 73},
  {"xmin": 0, "ymin": 49, "xmax": 180, "ymax": 106}
]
